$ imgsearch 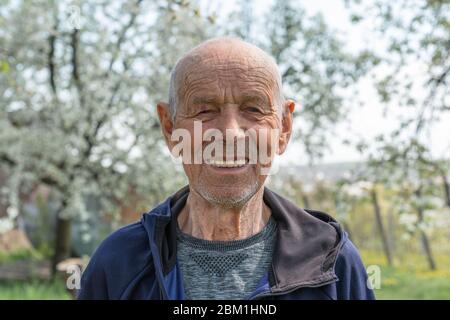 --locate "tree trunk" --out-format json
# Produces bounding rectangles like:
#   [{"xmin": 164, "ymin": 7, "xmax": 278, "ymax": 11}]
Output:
[
  {"xmin": 415, "ymin": 188, "xmax": 437, "ymax": 270},
  {"xmin": 52, "ymin": 215, "xmax": 72, "ymax": 275},
  {"xmin": 419, "ymin": 228, "xmax": 437, "ymax": 270},
  {"xmin": 442, "ymin": 173, "xmax": 450, "ymax": 208},
  {"xmin": 370, "ymin": 187, "xmax": 393, "ymax": 266},
  {"xmin": 387, "ymin": 207, "xmax": 396, "ymax": 254}
]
